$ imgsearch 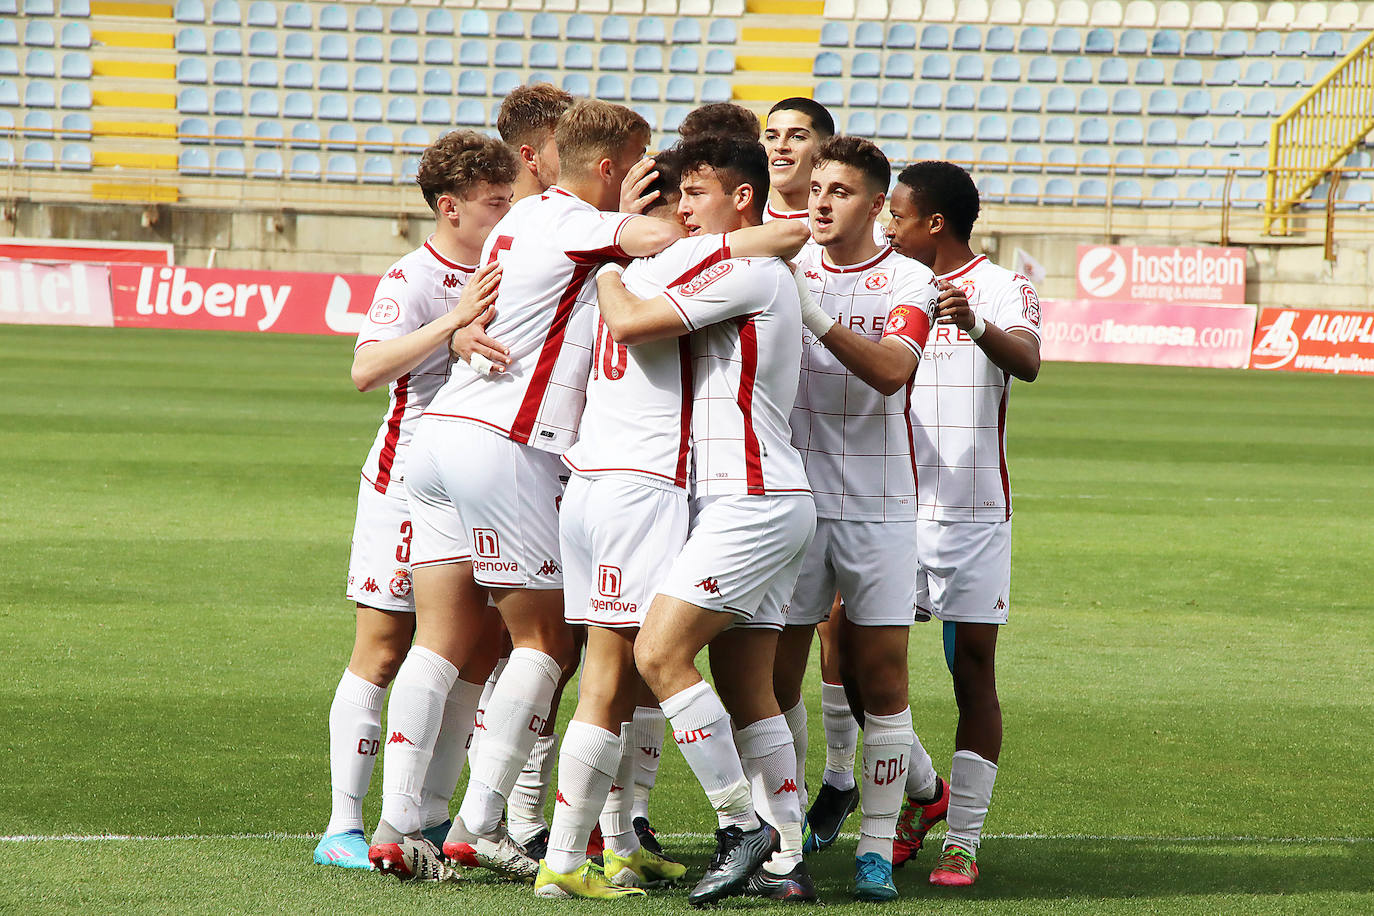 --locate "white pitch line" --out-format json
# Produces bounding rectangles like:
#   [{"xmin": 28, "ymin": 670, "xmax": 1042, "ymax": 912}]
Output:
[{"xmin": 2, "ymin": 832, "xmax": 1370, "ymax": 845}]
